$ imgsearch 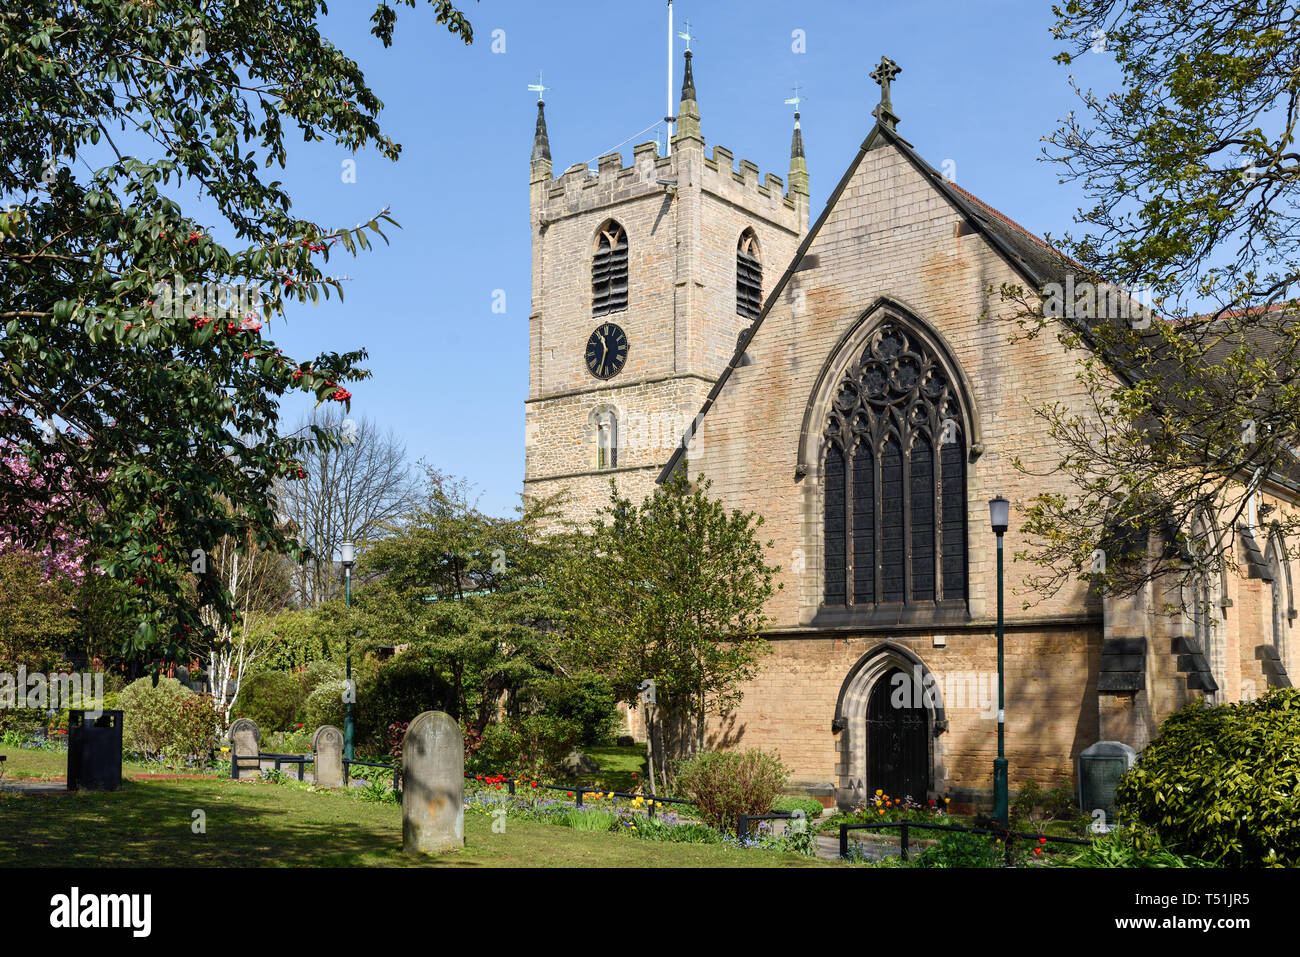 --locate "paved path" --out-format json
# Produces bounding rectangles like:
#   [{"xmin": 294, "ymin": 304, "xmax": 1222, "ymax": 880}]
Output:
[
  {"xmin": 814, "ymin": 830, "xmax": 937, "ymax": 861},
  {"xmin": 0, "ymin": 779, "xmax": 67, "ymax": 796}
]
